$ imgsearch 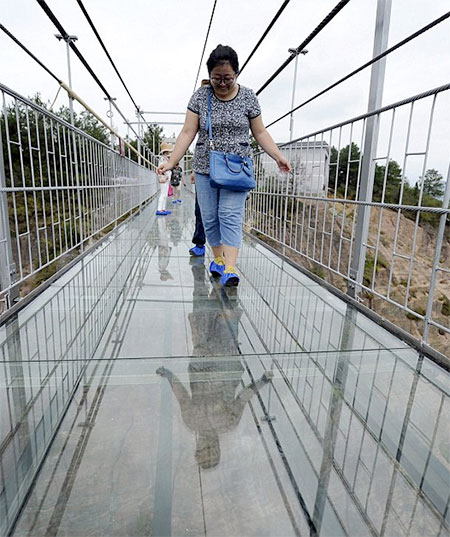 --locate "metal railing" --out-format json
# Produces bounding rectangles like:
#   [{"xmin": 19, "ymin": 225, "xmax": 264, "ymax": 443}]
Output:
[
  {"xmin": 0, "ymin": 83, "xmax": 158, "ymax": 316},
  {"xmin": 246, "ymin": 84, "xmax": 450, "ymax": 356},
  {"xmin": 0, "ymin": 207, "xmax": 157, "ymax": 537},
  {"xmin": 251, "ymin": 347, "xmax": 450, "ymax": 537},
  {"xmin": 238, "ymin": 250, "xmax": 448, "ymax": 532}
]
